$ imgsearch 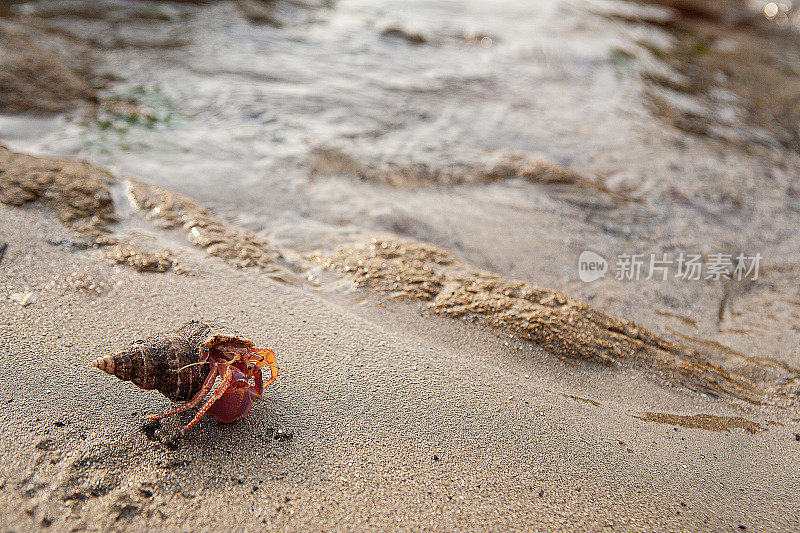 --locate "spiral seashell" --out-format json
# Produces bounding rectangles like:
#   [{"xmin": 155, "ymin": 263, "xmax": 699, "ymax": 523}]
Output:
[{"xmin": 91, "ymin": 320, "xmax": 254, "ymax": 401}]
